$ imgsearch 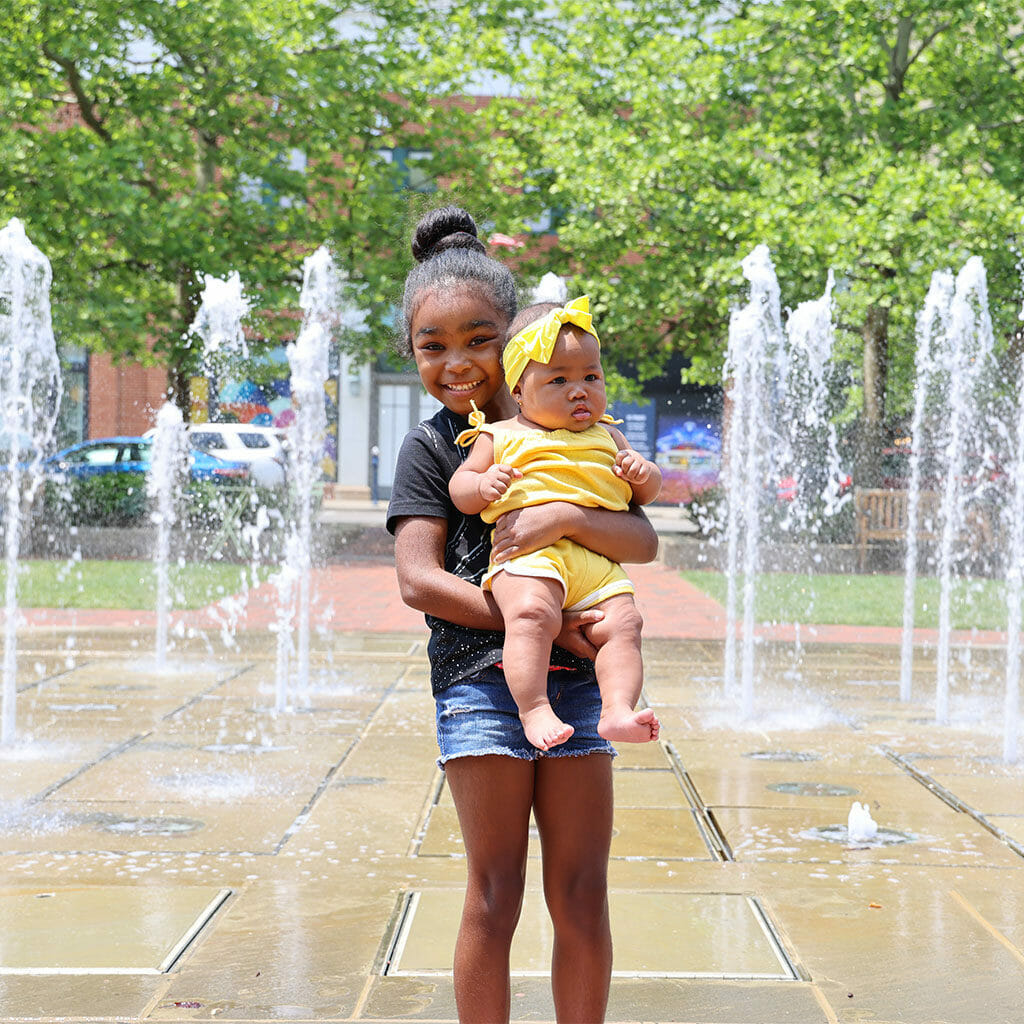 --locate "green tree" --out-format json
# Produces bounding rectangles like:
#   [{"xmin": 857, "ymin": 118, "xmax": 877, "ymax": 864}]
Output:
[
  {"xmin": 465, "ymin": 0, "xmax": 1022, "ymax": 480},
  {"xmin": 0, "ymin": 1, "xmax": 503, "ymax": 404}
]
